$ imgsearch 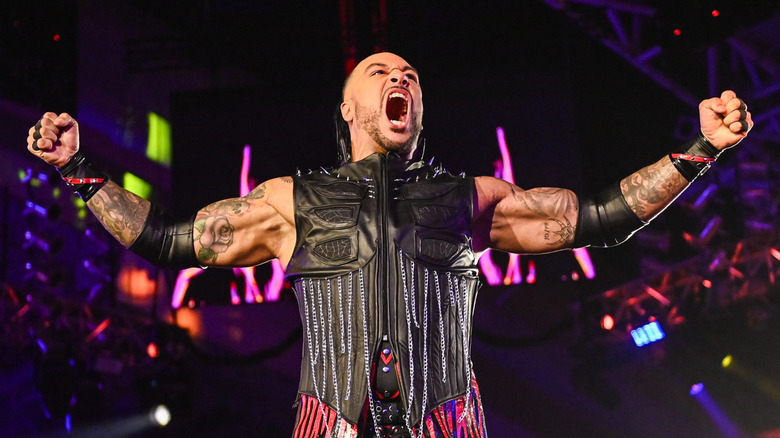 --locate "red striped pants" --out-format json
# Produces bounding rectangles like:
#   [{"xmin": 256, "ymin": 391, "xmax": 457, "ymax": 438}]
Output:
[{"xmin": 293, "ymin": 375, "xmax": 487, "ymax": 438}]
